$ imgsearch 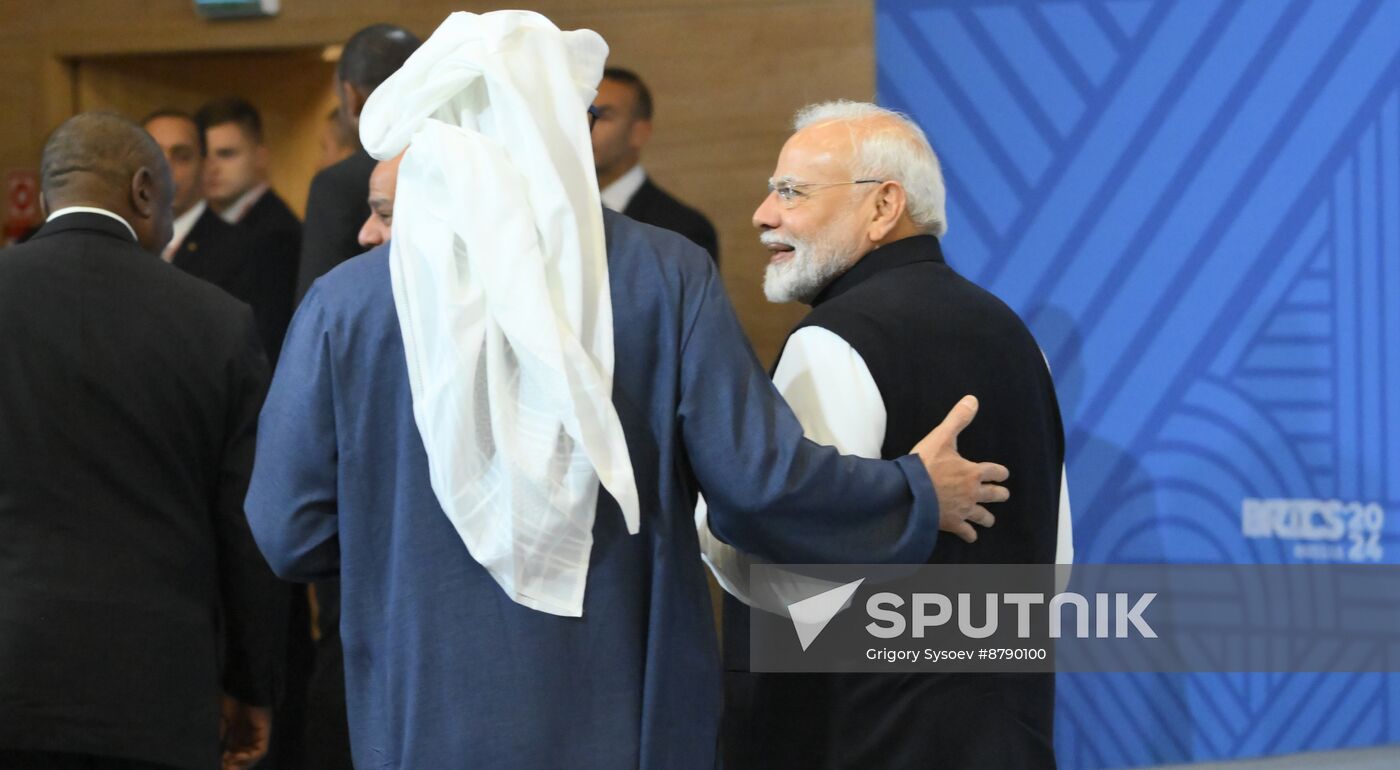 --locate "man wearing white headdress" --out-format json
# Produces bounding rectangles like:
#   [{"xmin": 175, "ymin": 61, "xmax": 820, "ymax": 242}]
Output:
[{"xmin": 246, "ymin": 11, "xmax": 1009, "ymax": 769}]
